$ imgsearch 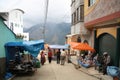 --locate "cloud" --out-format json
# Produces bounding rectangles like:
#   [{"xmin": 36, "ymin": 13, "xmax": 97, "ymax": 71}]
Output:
[{"xmin": 0, "ymin": 0, "xmax": 71, "ymax": 28}]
